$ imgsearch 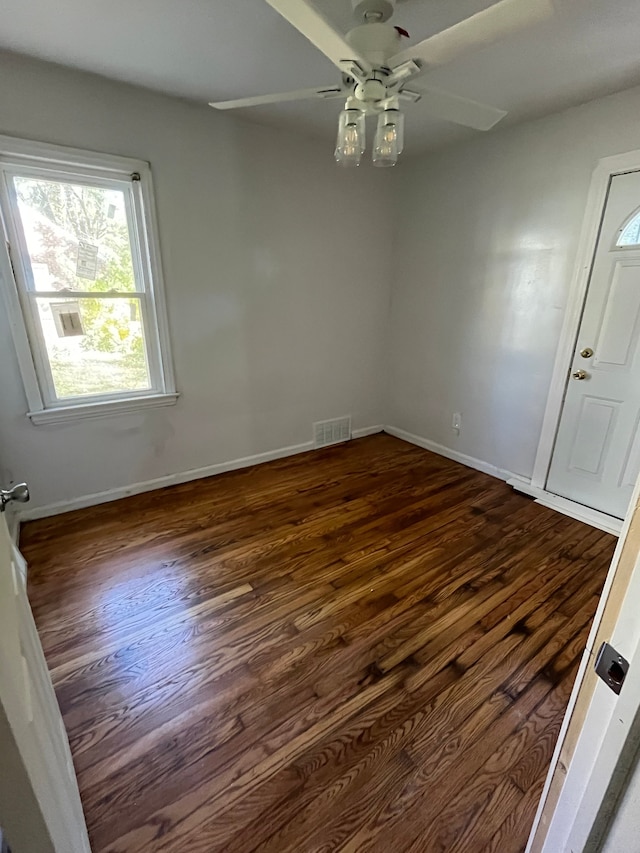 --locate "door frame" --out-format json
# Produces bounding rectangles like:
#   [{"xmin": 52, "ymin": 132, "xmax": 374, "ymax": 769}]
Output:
[
  {"xmin": 526, "ymin": 468, "xmax": 640, "ymax": 851},
  {"xmin": 513, "ymin": 147, "xmax": 640, "ymax": 536}
]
